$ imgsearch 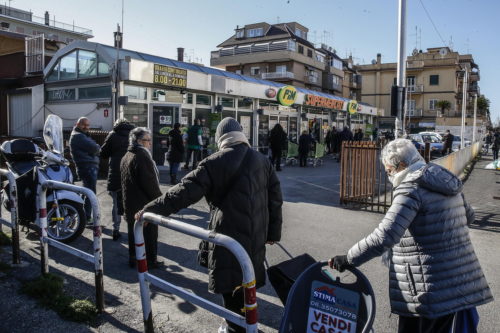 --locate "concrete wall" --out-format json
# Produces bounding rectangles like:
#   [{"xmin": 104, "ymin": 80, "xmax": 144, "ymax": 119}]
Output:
[{"xmin": 433, "ymin": 141, "xmax": 481, "ymax": 177}]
